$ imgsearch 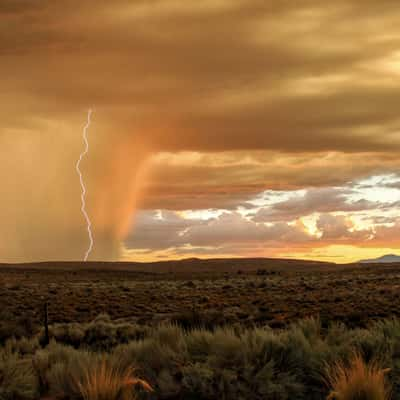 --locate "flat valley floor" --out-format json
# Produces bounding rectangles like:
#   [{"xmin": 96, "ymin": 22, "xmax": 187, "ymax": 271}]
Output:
[{"xmin": 1, "ymin": 258, "xmax": 399, "ymax": 331}]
